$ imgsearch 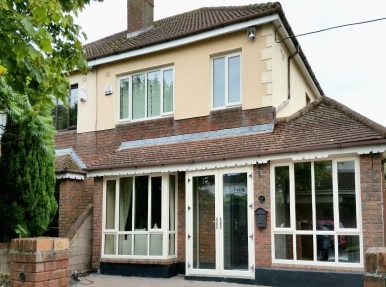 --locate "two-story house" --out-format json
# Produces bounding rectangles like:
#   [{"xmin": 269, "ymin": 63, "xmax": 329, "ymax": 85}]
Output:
[{"xmin": 54, "ymin": 1, "xmax": 386, "ymax": 286}]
